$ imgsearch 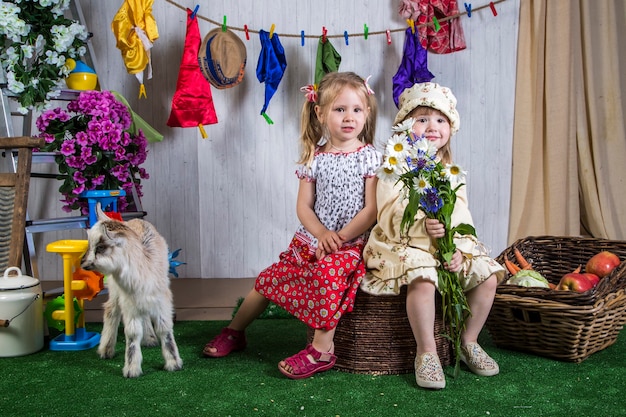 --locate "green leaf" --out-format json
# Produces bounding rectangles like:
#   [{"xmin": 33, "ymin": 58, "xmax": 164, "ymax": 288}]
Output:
[
  {"xmin": 400, "ymin": 187, "xmax": 419, "ymax": 234},
  {"xmin": 452, "ymin": 223, "xmax": 476, "ymax": 237}
]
